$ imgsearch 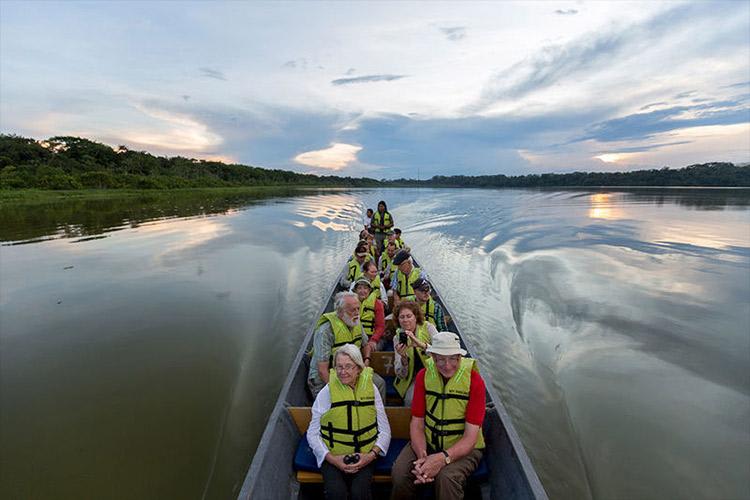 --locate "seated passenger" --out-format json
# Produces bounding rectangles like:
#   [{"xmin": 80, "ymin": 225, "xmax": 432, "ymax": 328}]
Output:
[
  {"xmin": 392, "ymin": 301, "xmax": 437, "ymax": 406},
  {"xmin": 308, "ymin": 292, "xmax": 386, "ymax": 401},
  {"xmin": 352, "ymin": 278, "xmax": 386, "ymax": 352},
  {"xmin": 412, "ymin": 278, "xmax": 448, "ymax": 331},
  {"xmin": 359, "ymin": 260, "xmax": 388, "ymax": 304},
  {"xmin": 390, "ymin": 332, "xmax": 486, "ymax": 500},
  {"xmin": 308, "ymin": 344, "xmax": 391, "ymax": 500},
  {"xmin": 393, "ymin": 228, "xmax": 409, "ymax": 252},
  {"xmin": 342, "ymin": 241, "xmax": 372, "ymax": 289},
  {"xmin": 379, "ymin": 241, "xmax": 398, "ymax": 287},
  {"xmin": 390, "ymin": 250, "xmax": 425, "ymax": 306}
]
